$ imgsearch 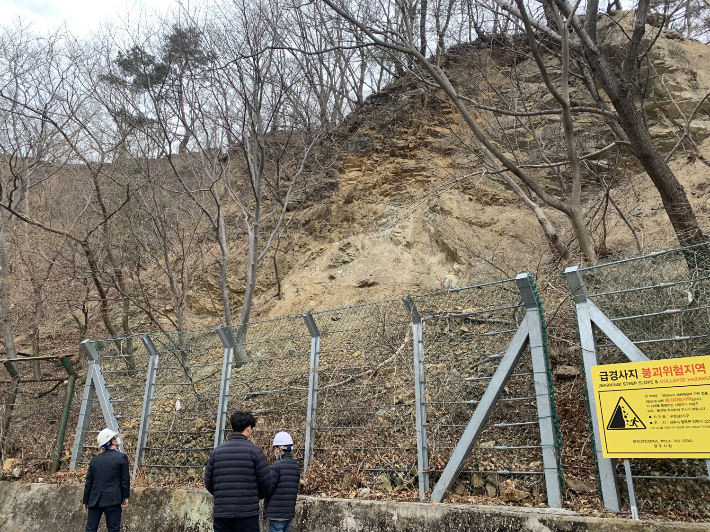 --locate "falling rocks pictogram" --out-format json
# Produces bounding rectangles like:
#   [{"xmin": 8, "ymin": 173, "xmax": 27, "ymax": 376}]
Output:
[{"xmin": 607, "ymin": 397, "xmax": 646, "ymax": 430}]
